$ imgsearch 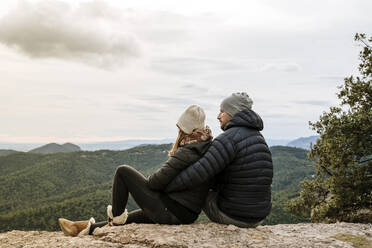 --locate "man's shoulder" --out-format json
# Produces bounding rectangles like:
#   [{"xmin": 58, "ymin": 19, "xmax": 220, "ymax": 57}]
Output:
[
  {"xmin": 217, "ymin": 127, "xmax": 240, "ymax": 138},
  {"xmin": 211, "ymin": 128, "xmax": 242, "ymax": 150},
  {"xmin": 219, "ymin": 126, "xmax": 265, "ymax": 144},
  {"xmin": 218, "ymin": 126, "xmax": 249, "ymax": 139}
]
